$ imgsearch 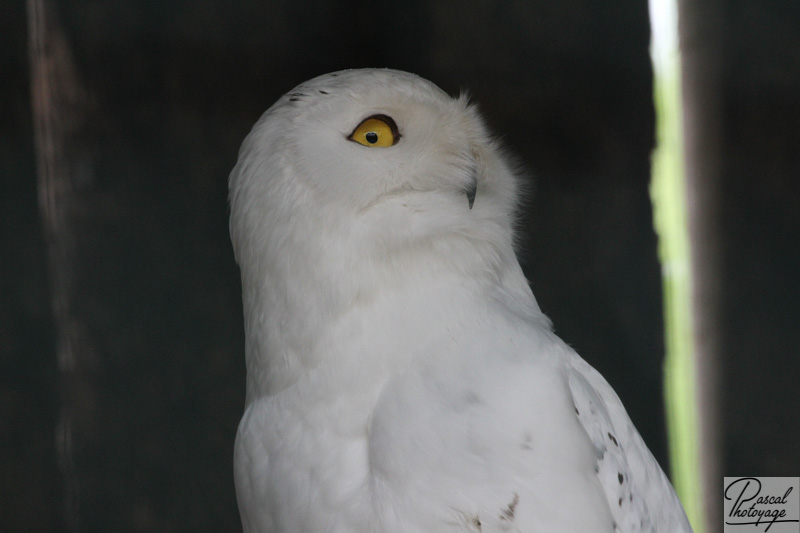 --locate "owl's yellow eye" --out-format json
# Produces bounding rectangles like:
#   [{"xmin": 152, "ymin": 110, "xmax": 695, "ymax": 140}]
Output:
[{"xmin": 348, "ymin": 115, "xmax": 400, "ymax": 147}]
